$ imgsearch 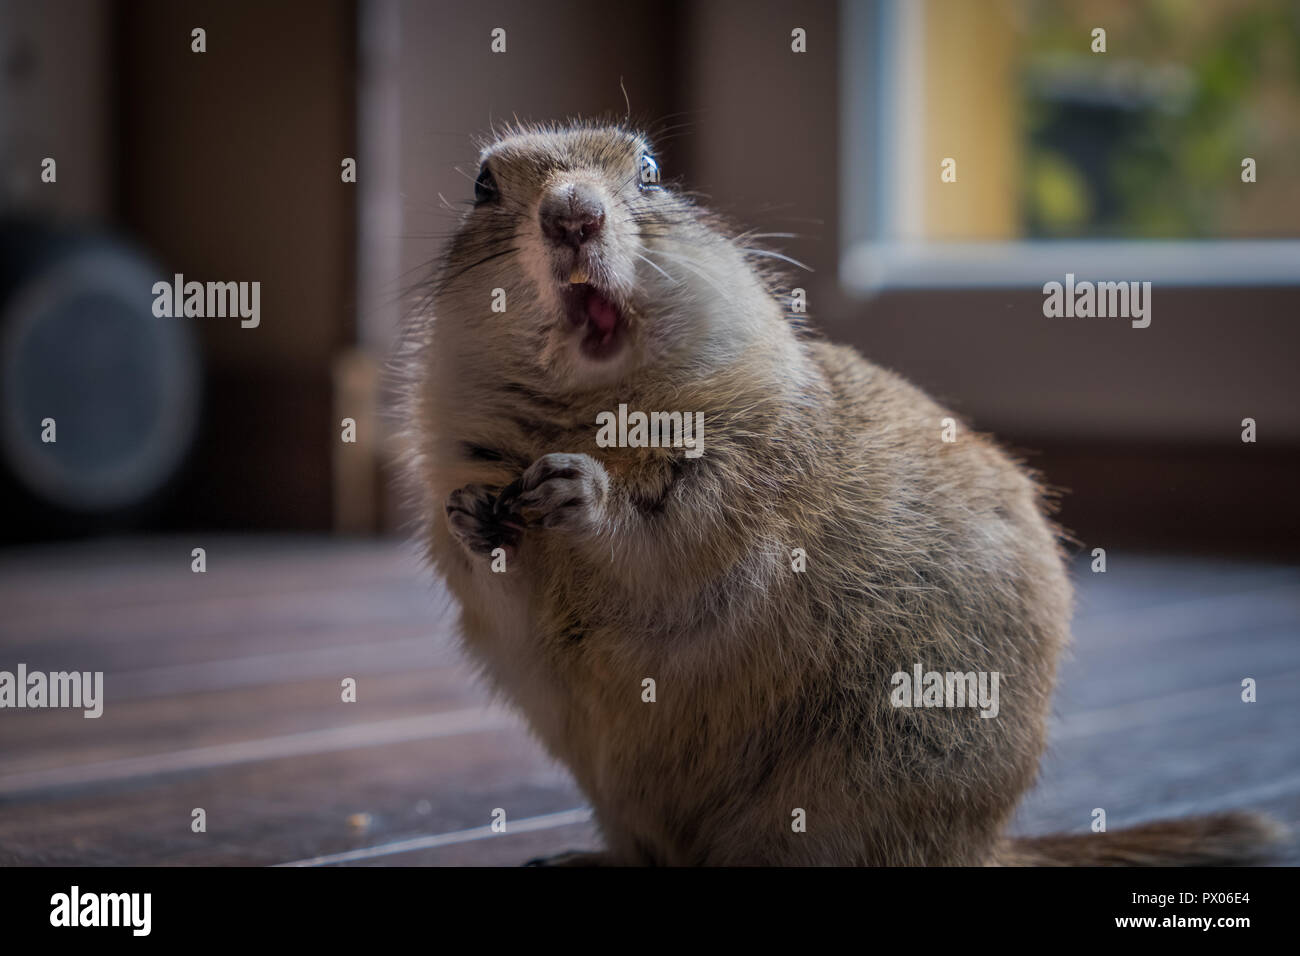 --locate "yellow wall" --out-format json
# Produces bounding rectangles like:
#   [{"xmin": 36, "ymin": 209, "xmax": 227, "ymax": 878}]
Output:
[{"xmin": 921, "ymin": 0, "xmax": 1021, "ymax": 239}]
